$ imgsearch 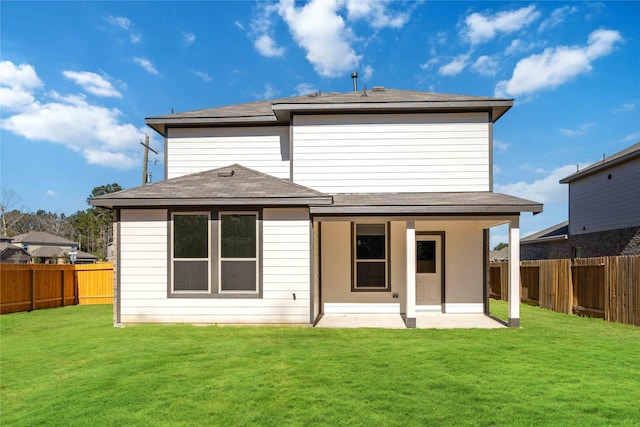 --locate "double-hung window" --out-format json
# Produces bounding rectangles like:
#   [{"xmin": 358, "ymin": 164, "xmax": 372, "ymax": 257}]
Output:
[
  {"xmin": 219, "ymin": 213, "xmax": 258, "ymax": 293},
  {"xmin": 353, "ymin": 223, "xmax": 389, "ymax": 291},
  {"xmin": 170, "ymin": 211, "xmax": 260, "ymax": 297},
  {"xmin": 172, "ymin": 212, "xmax": 210, "ymax": 293}
]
